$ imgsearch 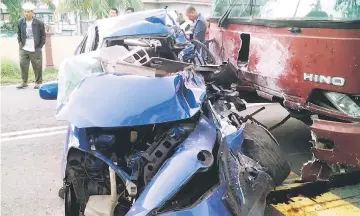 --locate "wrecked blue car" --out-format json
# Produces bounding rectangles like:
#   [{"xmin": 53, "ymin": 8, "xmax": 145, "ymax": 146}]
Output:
[
  {"xmin": 39, "ymin": 9, "xmax": 289, "ymax": 216},
  {"xmin": 73, "ymin": 9, "xmax": 215, "ymax": 65}
]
